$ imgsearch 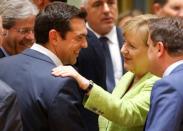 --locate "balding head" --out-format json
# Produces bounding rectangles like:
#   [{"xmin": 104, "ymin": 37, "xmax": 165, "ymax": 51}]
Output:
[{"xmin": 81, "ymin": 0, "xmax": 118, "ymax": 35}]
